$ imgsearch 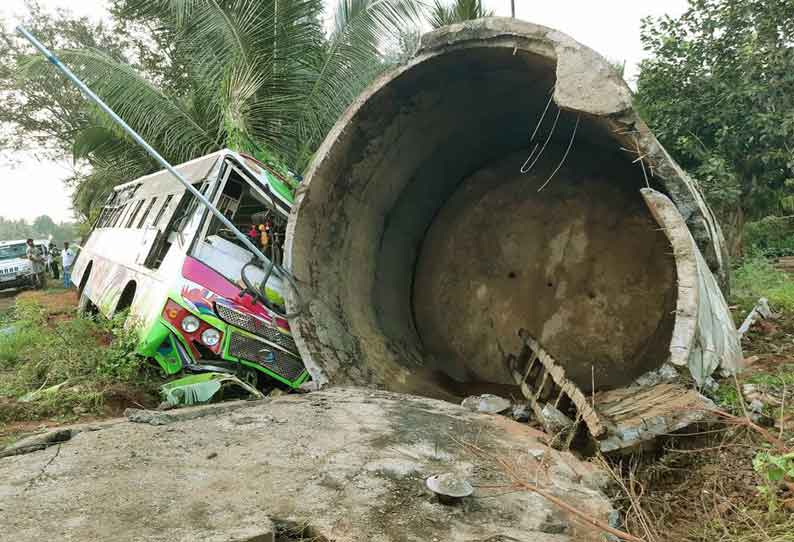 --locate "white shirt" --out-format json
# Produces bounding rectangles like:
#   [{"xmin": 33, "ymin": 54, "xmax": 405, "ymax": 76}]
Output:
[{"xmin": 62, "ymin": 248, "xmax": 76, "ymax": 268}]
